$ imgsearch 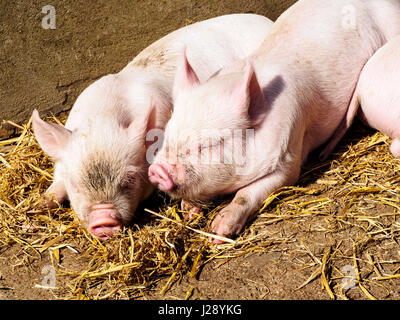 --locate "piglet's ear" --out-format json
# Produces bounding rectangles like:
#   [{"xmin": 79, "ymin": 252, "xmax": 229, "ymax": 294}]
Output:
[
  {"xmin": 173, "ymin": 47, "xmax": 200, "ymax": 100},
  {"xmin": 126, "ymin": 98, "xmax": 157, "ymax": 150},
  {"xmin": 32, "ymin": 109, "xmax": 72, "ymax": 161},
  {"xmin": 229, "ymin": 62, "xmax": 267, "ymax": 127}
]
